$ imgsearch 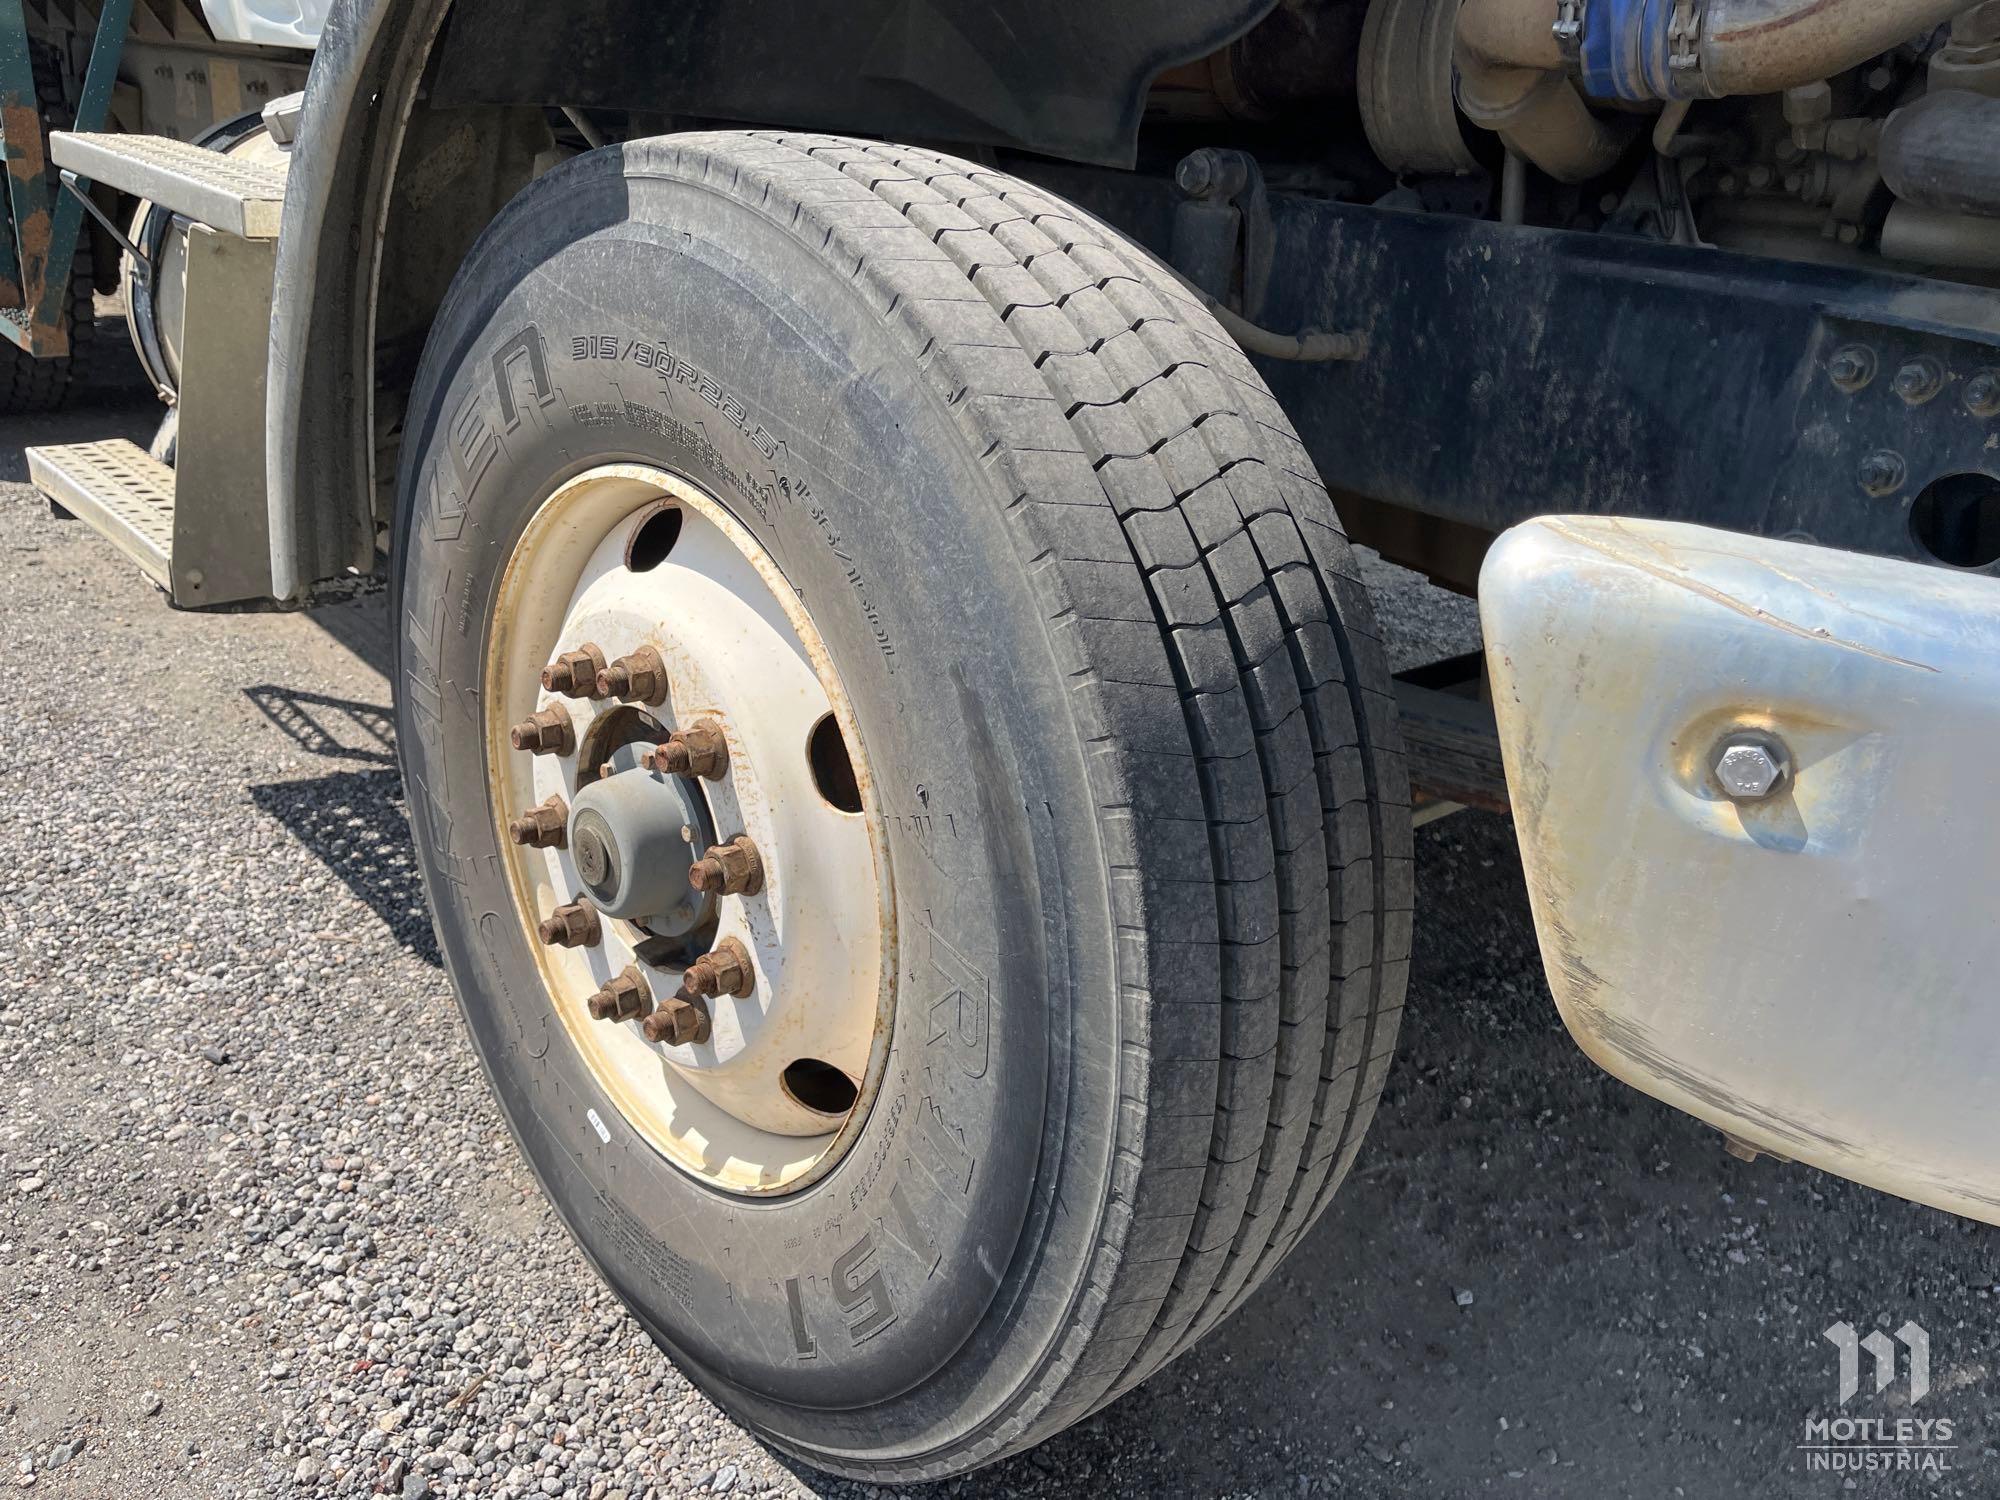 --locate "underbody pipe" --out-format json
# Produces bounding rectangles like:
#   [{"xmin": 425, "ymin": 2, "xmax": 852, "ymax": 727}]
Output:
[
  {"xmin": 1500, "ymin": 149, "xmax": 1530, "ymax": 222},
  {"xmin": 1454, "ymin": 48, "xmax": 1640, "ymax": 182},
  {"xmin": 1880, "ymin": 201, "xmax": 2000, "ymax": 271},
  {"xmin": 1454, "ymin": 0, "xmax": 1641, "ymax": 182},
  {"xmin": 1200, "ymin": 294, "xmax": 1368, "ymax": 361},
  {"xmin": 1697, "ymin": 0, "xmax": 1966, "ymax": 99},
  {"xmin": 1160, "ymin": 258, "xmax": 1367, "ymax": 360},
  {"xmin": 1459, "ymin": 0, "xmax": 1965, "ymax": 110},
  {"xmin": 1881, "ymin": 89, "xmax": 2000, "ymax": 219},
  {"xmin": 1583, "ymin": 0, "xmax": 1966, "ymax": 101}
]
